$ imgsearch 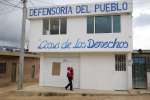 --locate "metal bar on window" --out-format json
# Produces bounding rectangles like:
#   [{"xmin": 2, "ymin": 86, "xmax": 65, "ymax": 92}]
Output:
[
  {"xmin": 94, "ymin": 16, "xmax": 95, "ymax": 34},
  {"xmin": 59, "ymin": 18, "xmax": 61, "ymax": 35},
  {"xmin": 111, "ymin": 16, "xmax": 113, "ymax": 33}
]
